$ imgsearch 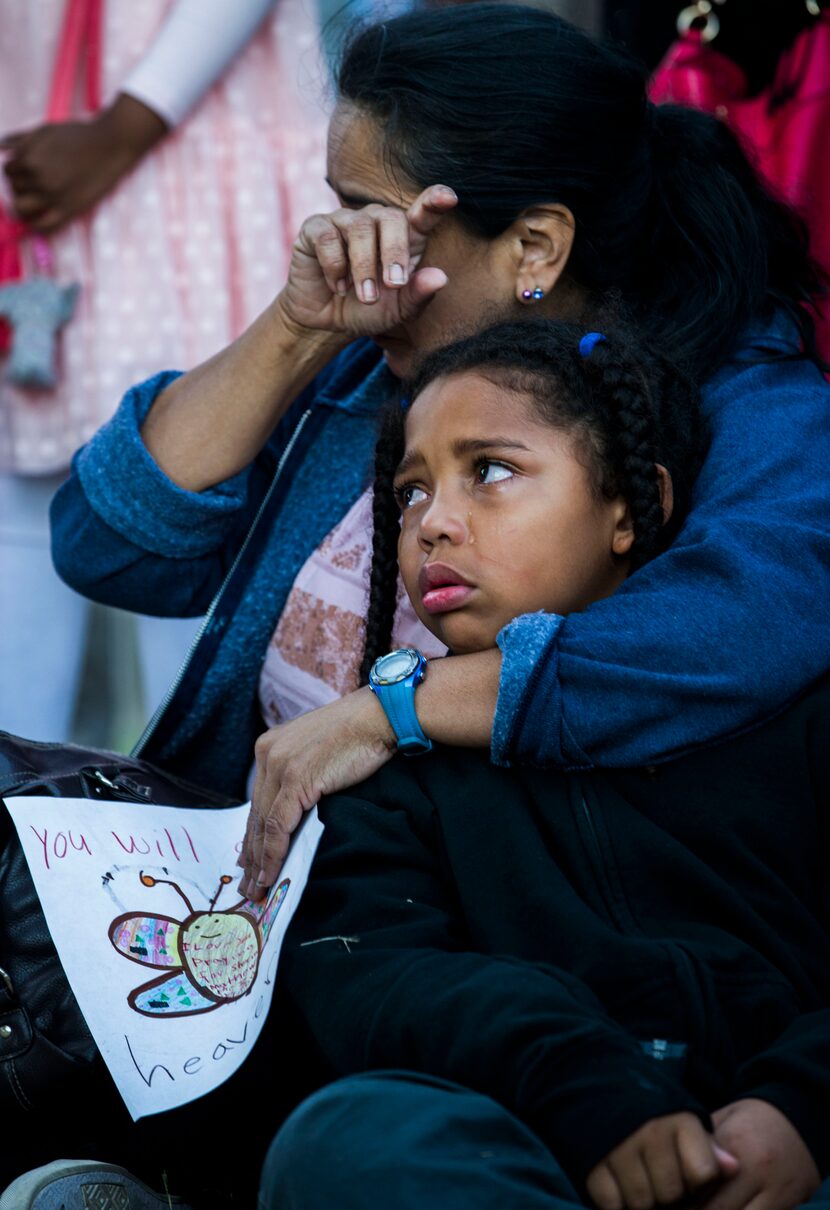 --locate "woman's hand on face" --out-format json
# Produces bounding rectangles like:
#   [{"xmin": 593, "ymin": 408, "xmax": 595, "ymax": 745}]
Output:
[
  {"xmin": 276, "ymin": 184, "xmax": 458, "ymax": 339},
  {"xmin": 237, "ymin": 687, "xmax": 397, "ymax": 900}
]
